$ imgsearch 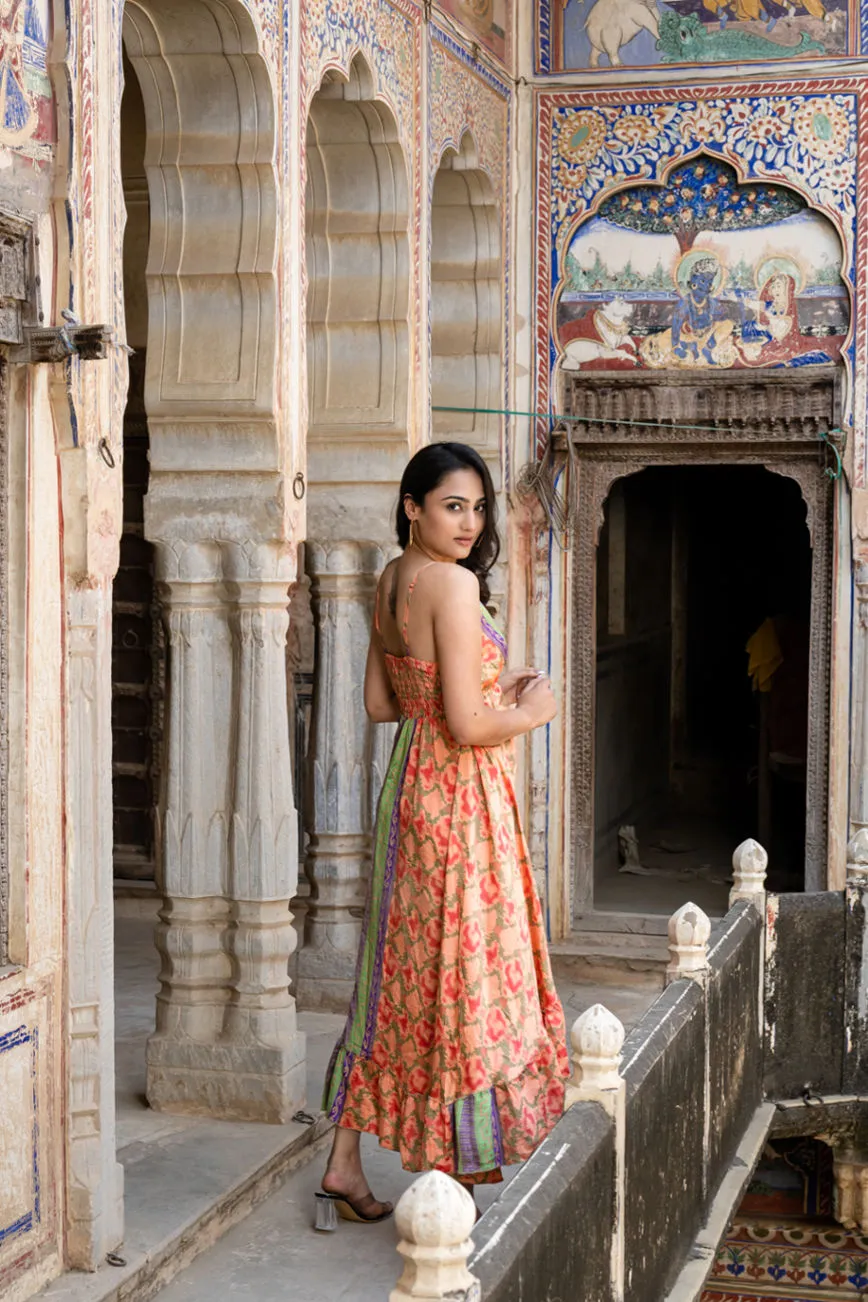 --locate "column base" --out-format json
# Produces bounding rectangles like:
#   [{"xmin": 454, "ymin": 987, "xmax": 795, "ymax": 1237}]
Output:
[
  {"xmin": 295, "ymin": 936, "xmax": 358, "ymax": 1013},
  {"xmin": 145, "ymin": 1031, "xmax": 307, "ymax": 1123}
]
